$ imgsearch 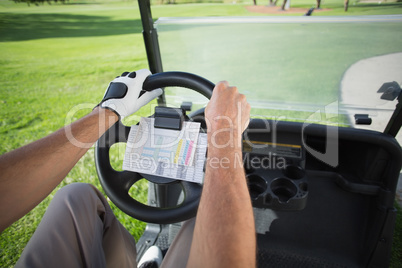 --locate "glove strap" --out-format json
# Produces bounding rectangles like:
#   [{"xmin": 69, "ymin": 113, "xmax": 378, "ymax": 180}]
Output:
[
  {"xmin": 102, "ymin": 82, "xmax": 128, "ymax": 102},
  {"xmin": 93, "ymin": 82, "xmax": 128, "ymax": 117}
]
